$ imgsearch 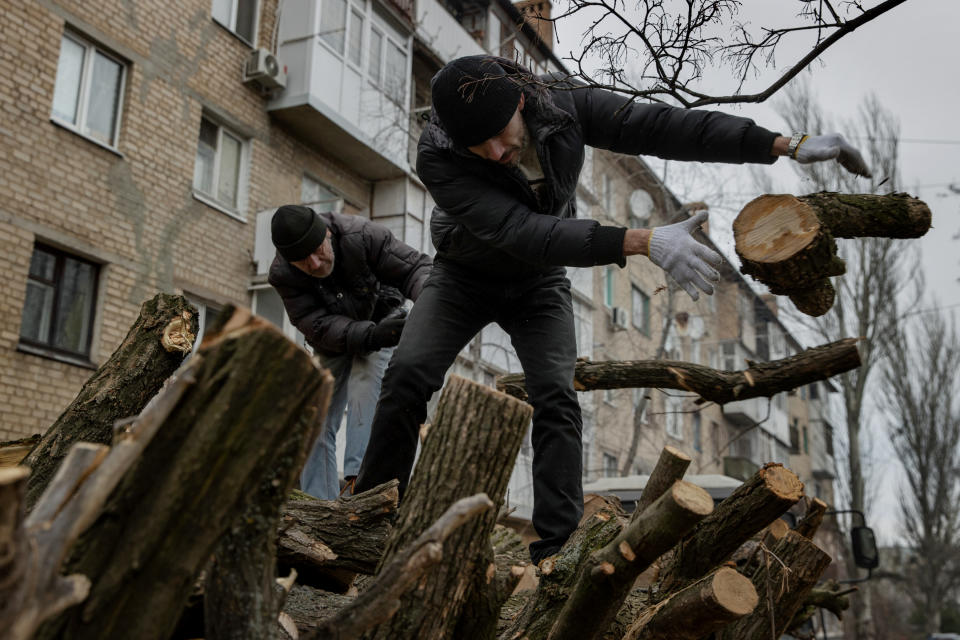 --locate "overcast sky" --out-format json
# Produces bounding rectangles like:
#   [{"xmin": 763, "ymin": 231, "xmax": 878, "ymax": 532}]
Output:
[{"xmin": 552, "ymin": 0, "xmax": 960, "ymax": 542}]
